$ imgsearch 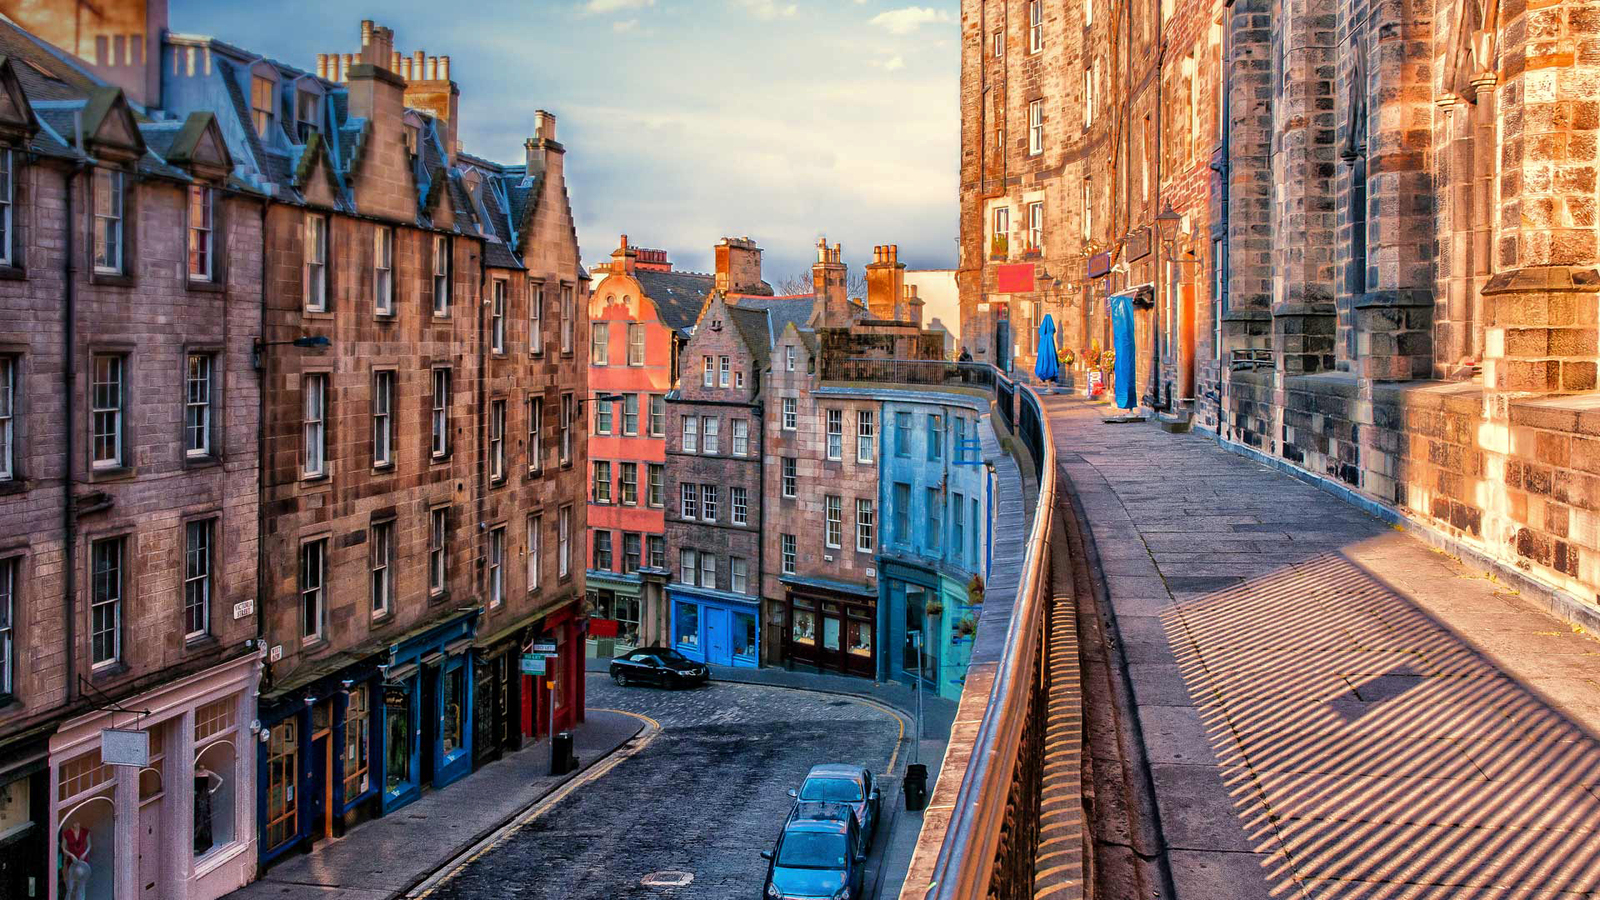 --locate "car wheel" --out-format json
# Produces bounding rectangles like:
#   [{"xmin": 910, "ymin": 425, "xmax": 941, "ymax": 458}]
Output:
[{"xmin": 612, "ymin": 670, "xmax": 628, "ymax": 687}]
